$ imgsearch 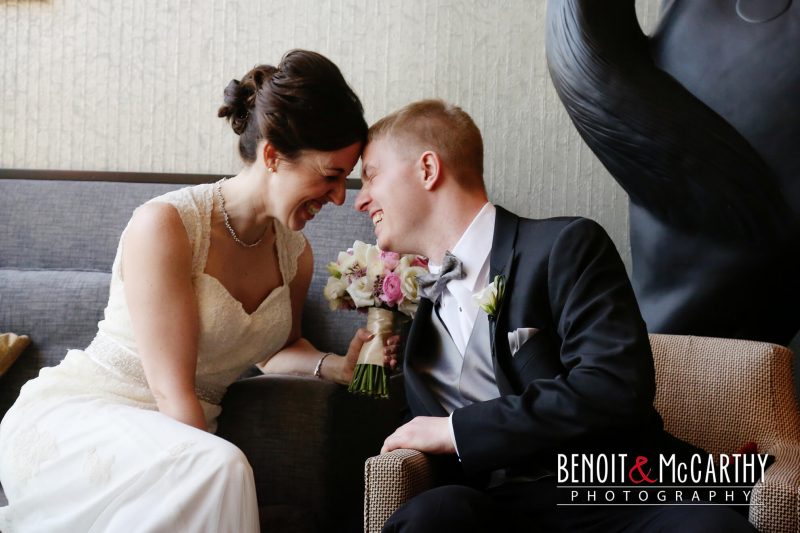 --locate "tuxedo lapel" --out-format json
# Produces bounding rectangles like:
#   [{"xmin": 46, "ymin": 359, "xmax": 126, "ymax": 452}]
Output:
[
  {"xmin": 488, "ymin": 206, "xmax": 522, "ymax": 394},
  {"xmin": 489, "ymin": 206, "xmax": 518, "ymax": 282},
  {"xmin": 403, "ymin": 297, "xmax": 449, "ymax": 416}
]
